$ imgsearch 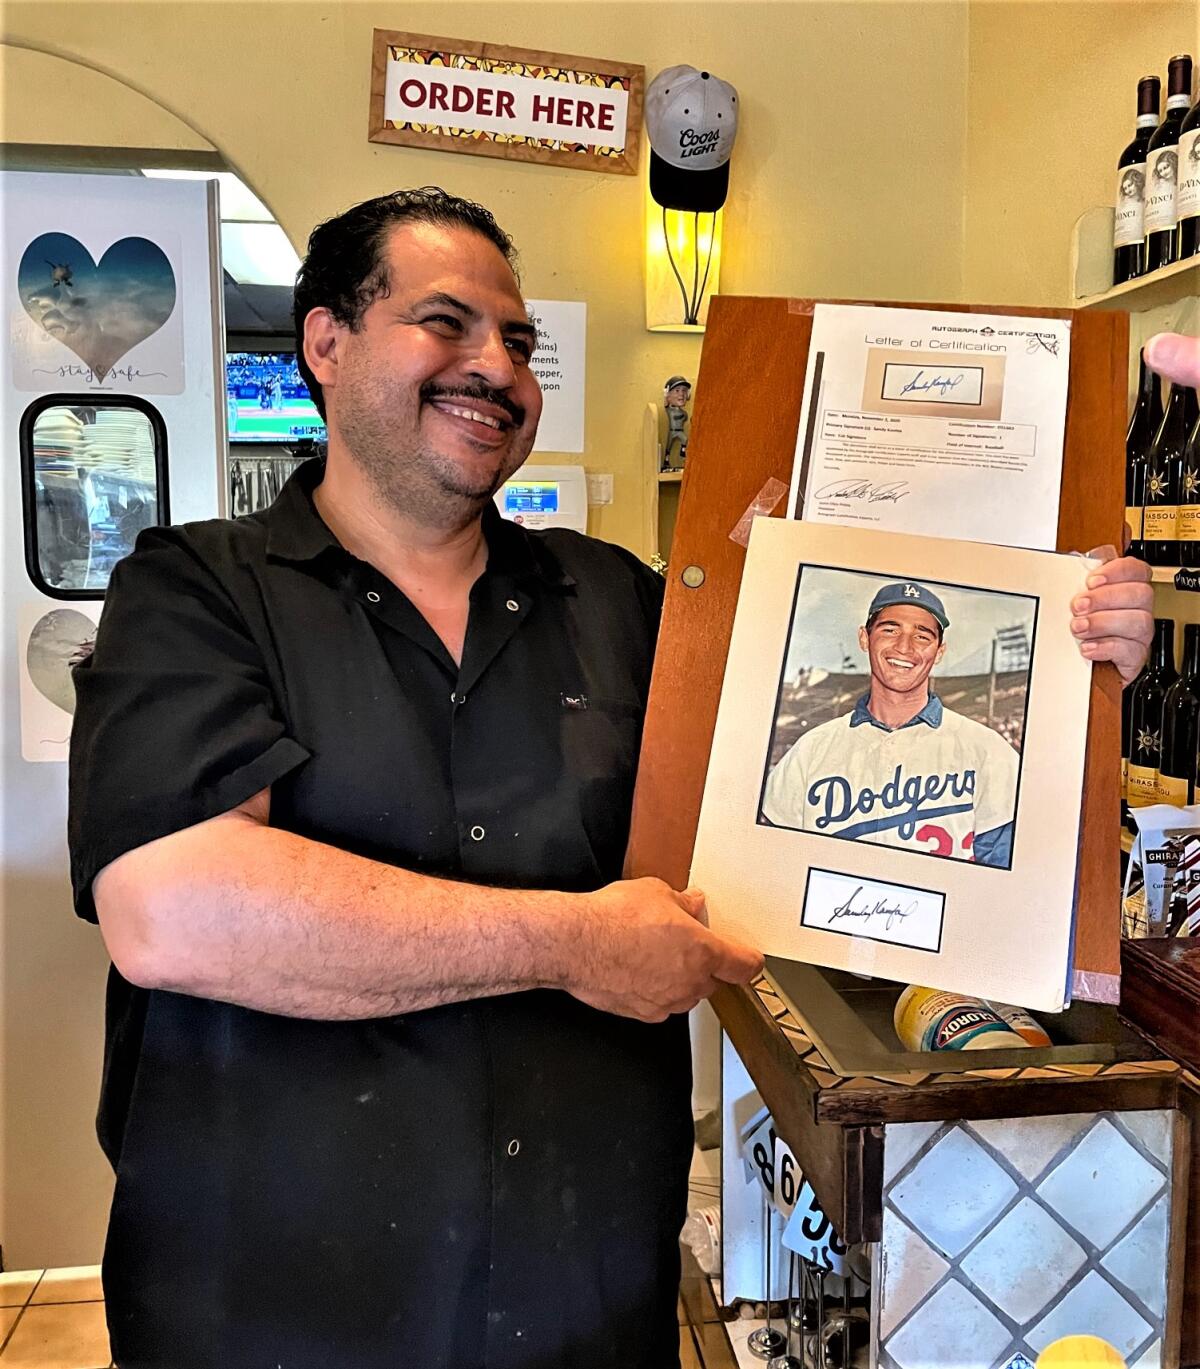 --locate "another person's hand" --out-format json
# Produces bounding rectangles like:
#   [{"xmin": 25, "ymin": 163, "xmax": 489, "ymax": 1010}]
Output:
[
  {"xmin": 1072, "ymin": 547, "xmax": 1153, "ymax": 685},
  {"xmin": 1144, "ymin": 331, "xmax": 1200, "ymax": 388},
  {"xmin": 569, "ymin": 878, "xmax": 763, "ymax": 1022}
]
